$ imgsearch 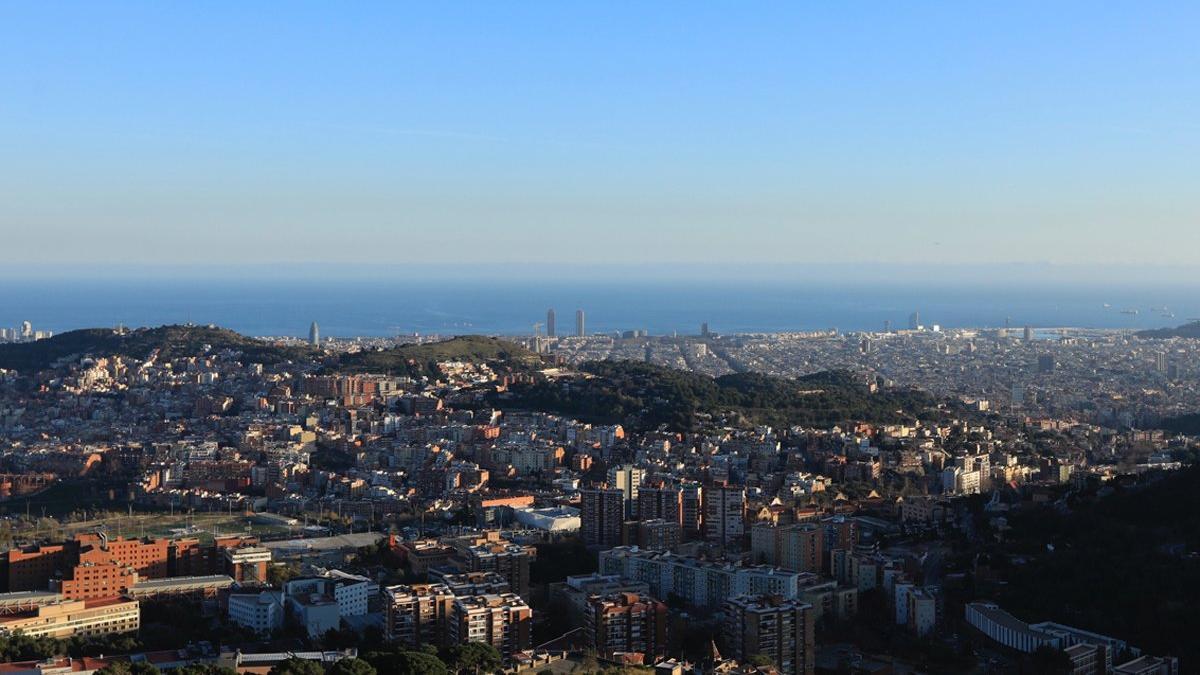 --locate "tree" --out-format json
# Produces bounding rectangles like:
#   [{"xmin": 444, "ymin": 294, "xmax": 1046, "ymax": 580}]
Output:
[
  {"xmin": 445, "ymin": 642, "xmax": 502, "ymax": 674},
  {"xmin": 96, "ymin": 662, "xmax": 160, "ymax": 675},
  {"xmin": 327, "ymin": 658, "xmax": 376, "ymax": 675},
  {"xmin": 395, "ymin": 652, "xmax": 450, "ymax": 675},
  {"xmin": 267, "ymin": 562, "xmax": 302, "ymax": 586},
  {"xmin": 268, "ymin": 658, "xmax": 325, "ymax": 675},
  {"xmin": 747, "ymin": 654, "xmax": 774, "ymax": 668},
  {"xmin": 166, "ymin": 665, "xmax": 238, "ymax": 675},
  {"xmin": 364, "ymin": 648, "xmax": 449, "ymax": 675}
]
